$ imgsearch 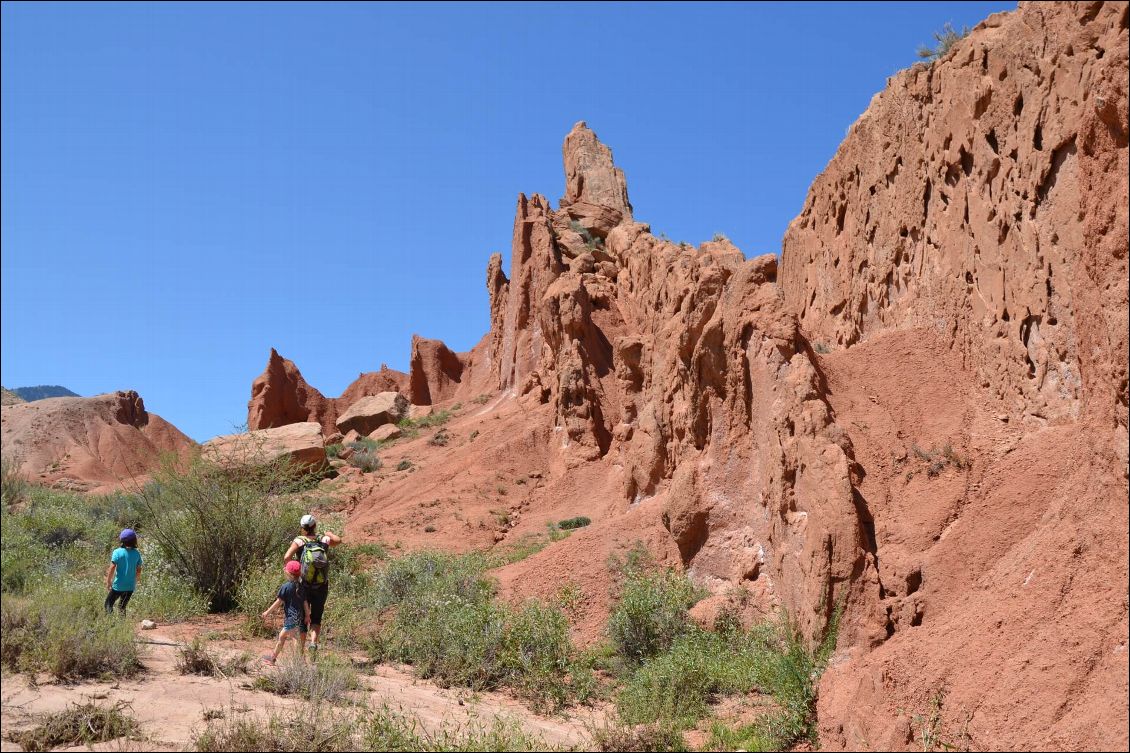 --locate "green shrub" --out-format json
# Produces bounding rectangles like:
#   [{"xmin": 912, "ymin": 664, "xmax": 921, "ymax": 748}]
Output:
[
  {"xmin": 429, "ymin": 429, "xmax": 450, "ymax": 447},
  {"xmin": 349, "ymin": 449, "xmax": 382, "ymax": 473},
  {"xmin": 917, "ymin": 22, "xmax": 970, "ymax": 61},
  {"xmin": 369, "ymin": 551, "xmax": 589, "ymax": 710},
  {"xmin": 177, "ymin": 636, "xmax": 251, "ymax": 677},
  {"xmin": 326, "ymin": 443, "xmax": 344, "ymax": 459},
  {"xmin": 608, "ymin": 562, "xmax": 699, "ymax": 664},
  {"xmin": 557, "ymin": 516, "xmax": 591, "ymax": 530},
  {"xmin": 131, "ymin": 562, "xmax": 210, "ymax": 622},
  {"xmin": 347, "ymin": 437, "xmax": 380, "ymax": 452},
  {"xmin": 396, "ymin": 459, "xmax": 413, "ymax": 471},
  {"xmin": 253, "ymin": 655, "xmax": 361, "ymax": 703},
  {"xmin": 615, "ymin": 626, "xmax": 781, "ymax": 728},
  {"xmin": 132, "ymin": 453, "xmax": 308, "ymax": 612},
  {"xmin": 398, "ymin": 409, "xmax": 452, "ymax": 430},
  {"xmin": 195, "ymin": 707, "xmax": 355, "ymax": 752},
  {"xmin": 1, "ymin": 454, "xmax": 29, "ymax": 509},
  {"xmin": 196, "ymin": 703, "xmax": 556, "ymax": 752},
  {"xmin": 362, "ymin": 705, "xmax": 556, "ymax": 751},
  {"xmin": 590, "ymin": 717, "xmax": 688, "ymax": 752},
  {"xmin": 616, "ymin": 607, "xmax": 842, "ymax": 748},
  {"xmin": 10, "ymin": 701, "xmax": 137, "ymax": 752},
  {"xmin": 2, "ymin": 583, "xmax": 142, "ymax": 681},
  {"xmin": 617, "ymin": 629, "xmax": 732, "ymax": 726},
  {"xmin": 1, "ymin": 507, "xmax": 39, "ymax": 593}
]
